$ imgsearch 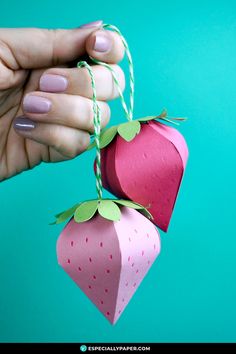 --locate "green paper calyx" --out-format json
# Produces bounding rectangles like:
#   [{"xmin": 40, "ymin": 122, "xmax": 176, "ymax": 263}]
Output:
[
  {"xmin": 117, "ymin": 120, "xmax": 141, "ymax": 142},
  {"xmin": 51, "ymin": 199, "xmax": 153, "ymax": 225},
  {"xmin": 87, "ymin": 125, "xmax": 118, "ymax": 151},
  {"xmin": 74, "ymin": 200, "xmax": 98, "ymax": 223},
  {"xmin": 137, "ymin": 109, "xmax": 187, "ymax": 124},
  {"xmin": 87, "ymin": 109, "xmax": 186, "ymax": 150}
]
